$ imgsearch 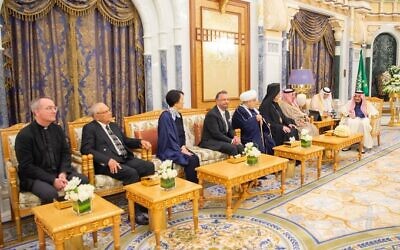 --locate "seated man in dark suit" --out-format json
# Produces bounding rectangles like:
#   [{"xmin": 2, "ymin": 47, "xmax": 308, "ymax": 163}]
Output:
[
  {"xmin": 199, "ymin": 90, "xmax": 244, "ymax": 156},
  {"xmin": 15, "ymin": 97, "xmax": 89, "ymax": 204},
  {"xmin": 80, "ymin": 102, "xmax": 155, "ymax": 225}
]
